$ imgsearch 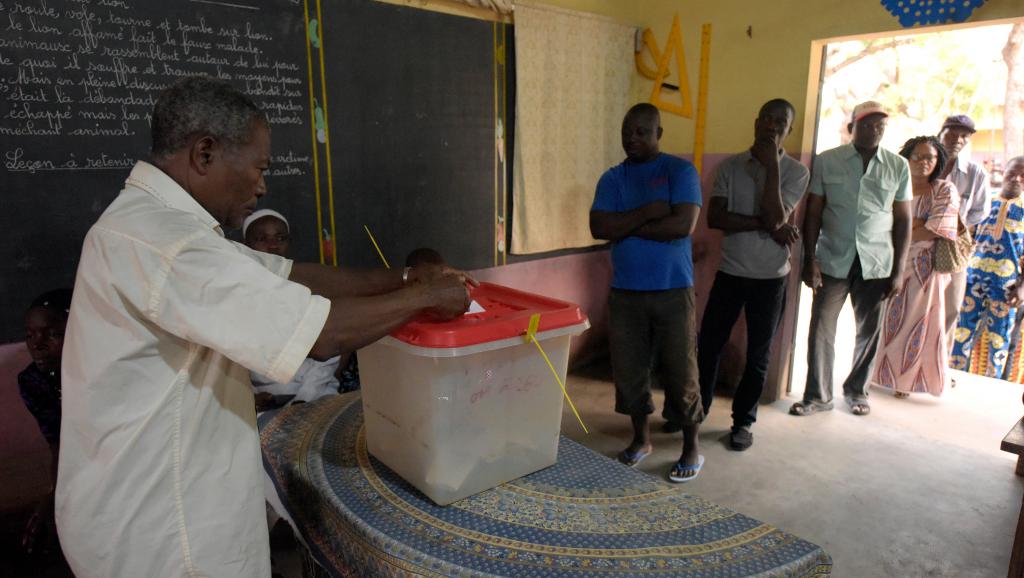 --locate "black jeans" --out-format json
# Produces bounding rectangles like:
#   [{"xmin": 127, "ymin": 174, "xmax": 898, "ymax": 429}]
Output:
[{"xmin": 697, "ymin": 271, "xmax": 787, "ymax": 428}]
